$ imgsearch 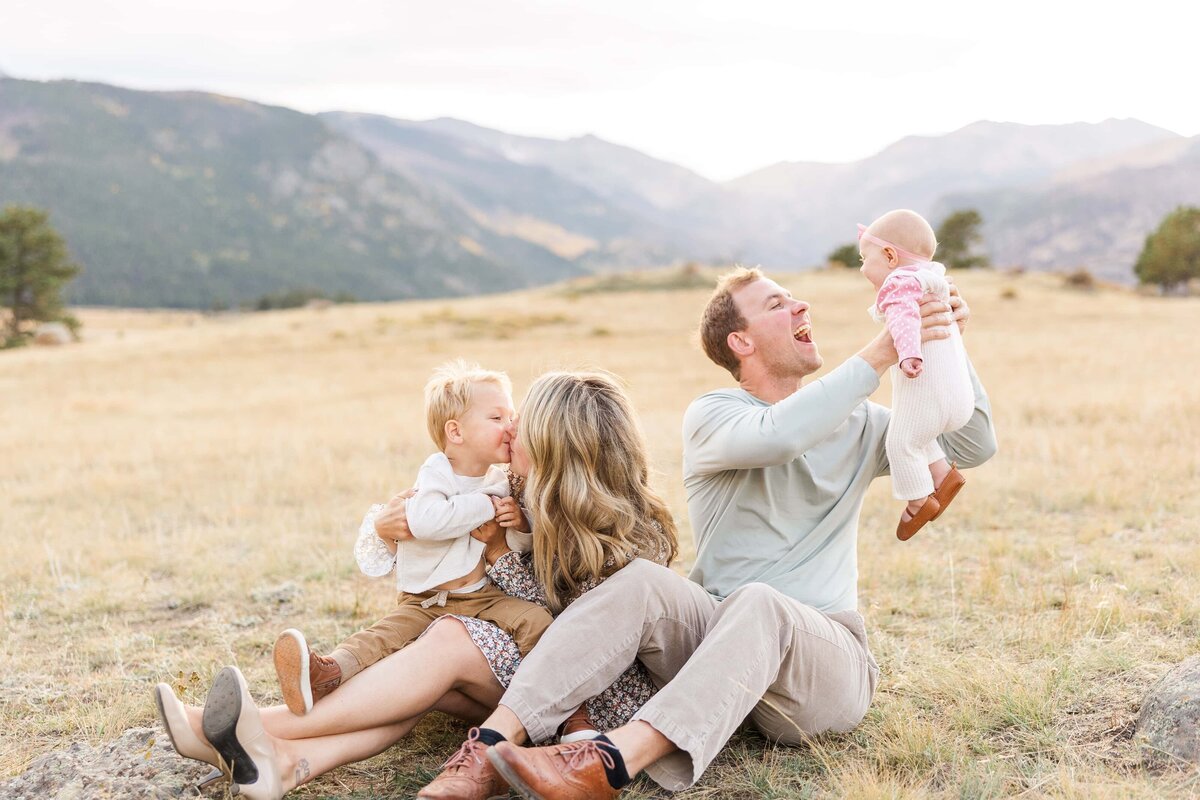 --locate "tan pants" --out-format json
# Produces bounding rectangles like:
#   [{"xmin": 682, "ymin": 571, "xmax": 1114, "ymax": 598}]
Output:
[
  {"xmin": 339, "ymin": 583, "xmax": 553, "ymax": 672},
  {"xmin": 499, "ymin": 559, "xmax": 879, "ymax": 790}
]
